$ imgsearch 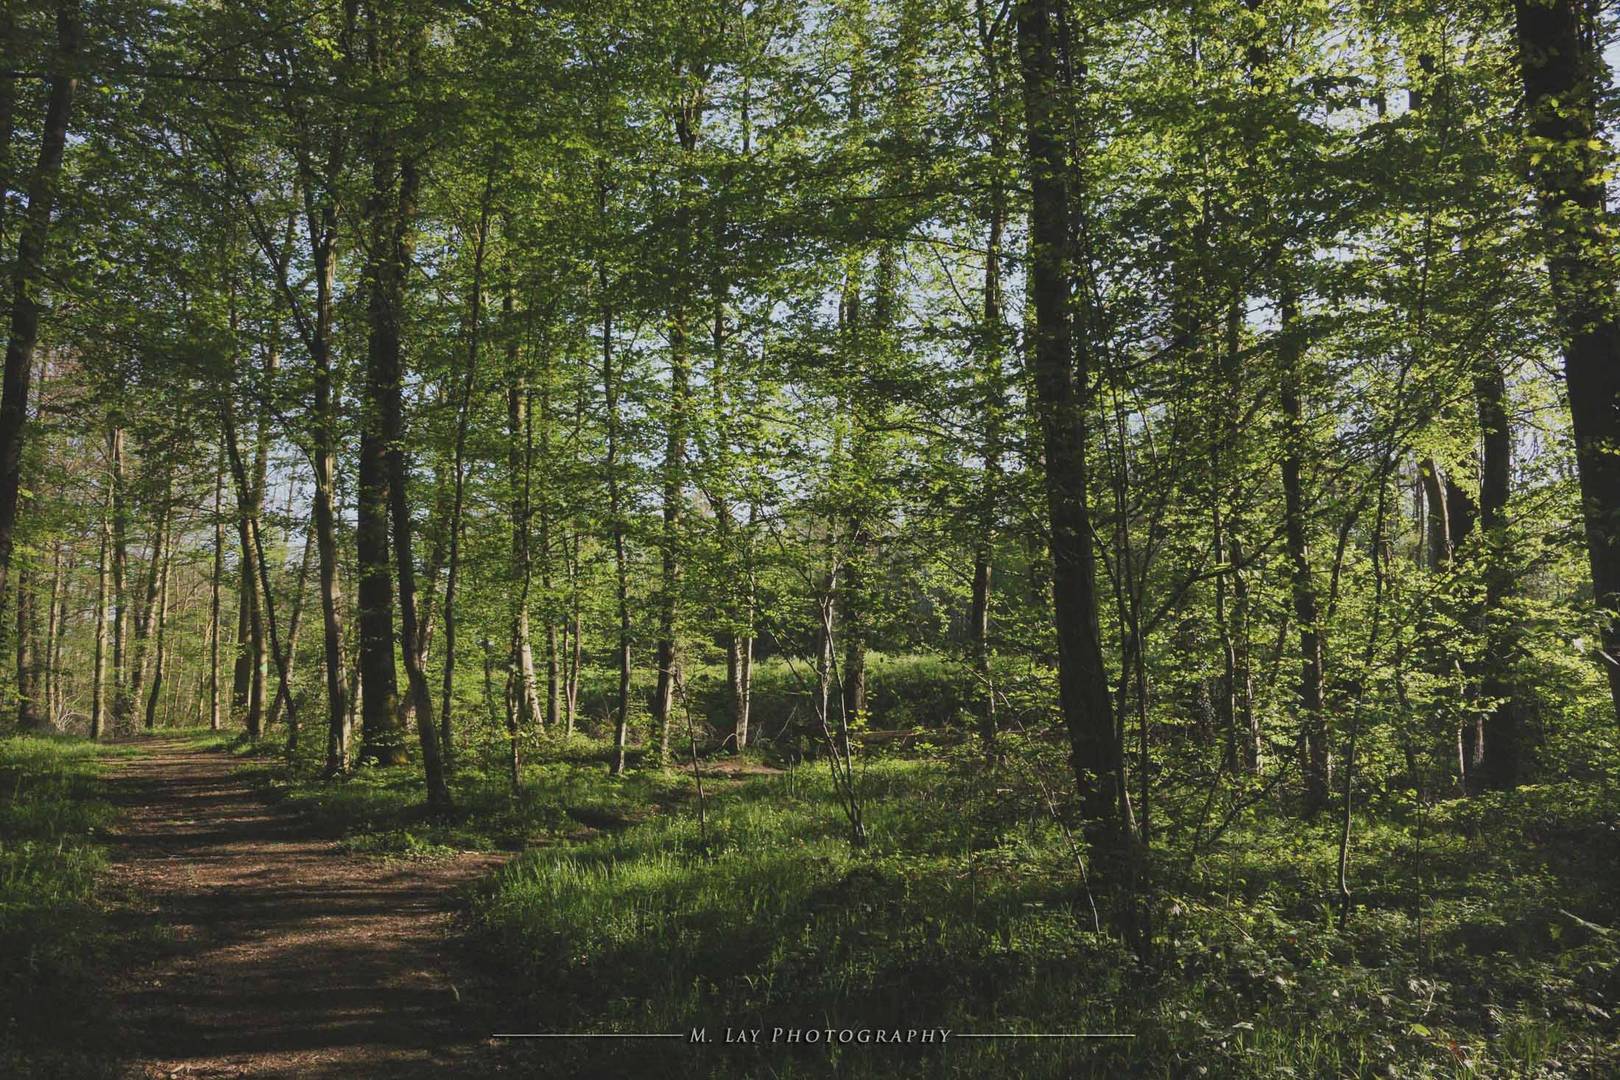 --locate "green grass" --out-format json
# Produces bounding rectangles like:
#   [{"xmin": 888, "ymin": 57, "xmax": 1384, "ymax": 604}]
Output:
[
  {"xmin": 16, "ymin": 709, "xmax": 1609, "ymax": 1076},
  {"xmin": 240, "ymin": 725, "xmax": 1619, "ymax": 1078},
  {"xmin": 0, "ymin": 733, "xmax": 132, "ymax": 1079}
]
